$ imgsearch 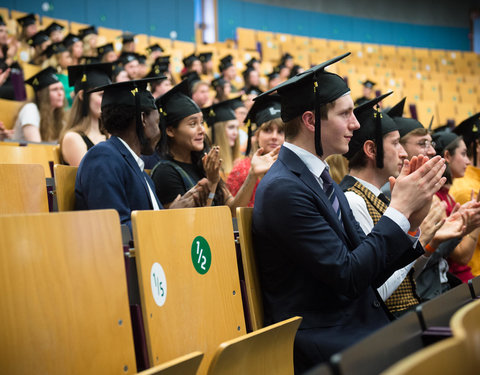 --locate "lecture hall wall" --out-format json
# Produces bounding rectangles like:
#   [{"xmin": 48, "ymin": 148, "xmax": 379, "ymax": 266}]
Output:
[{"xmin": 2, "ymin": 0, "xmax": 477, "ymax": 50}]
